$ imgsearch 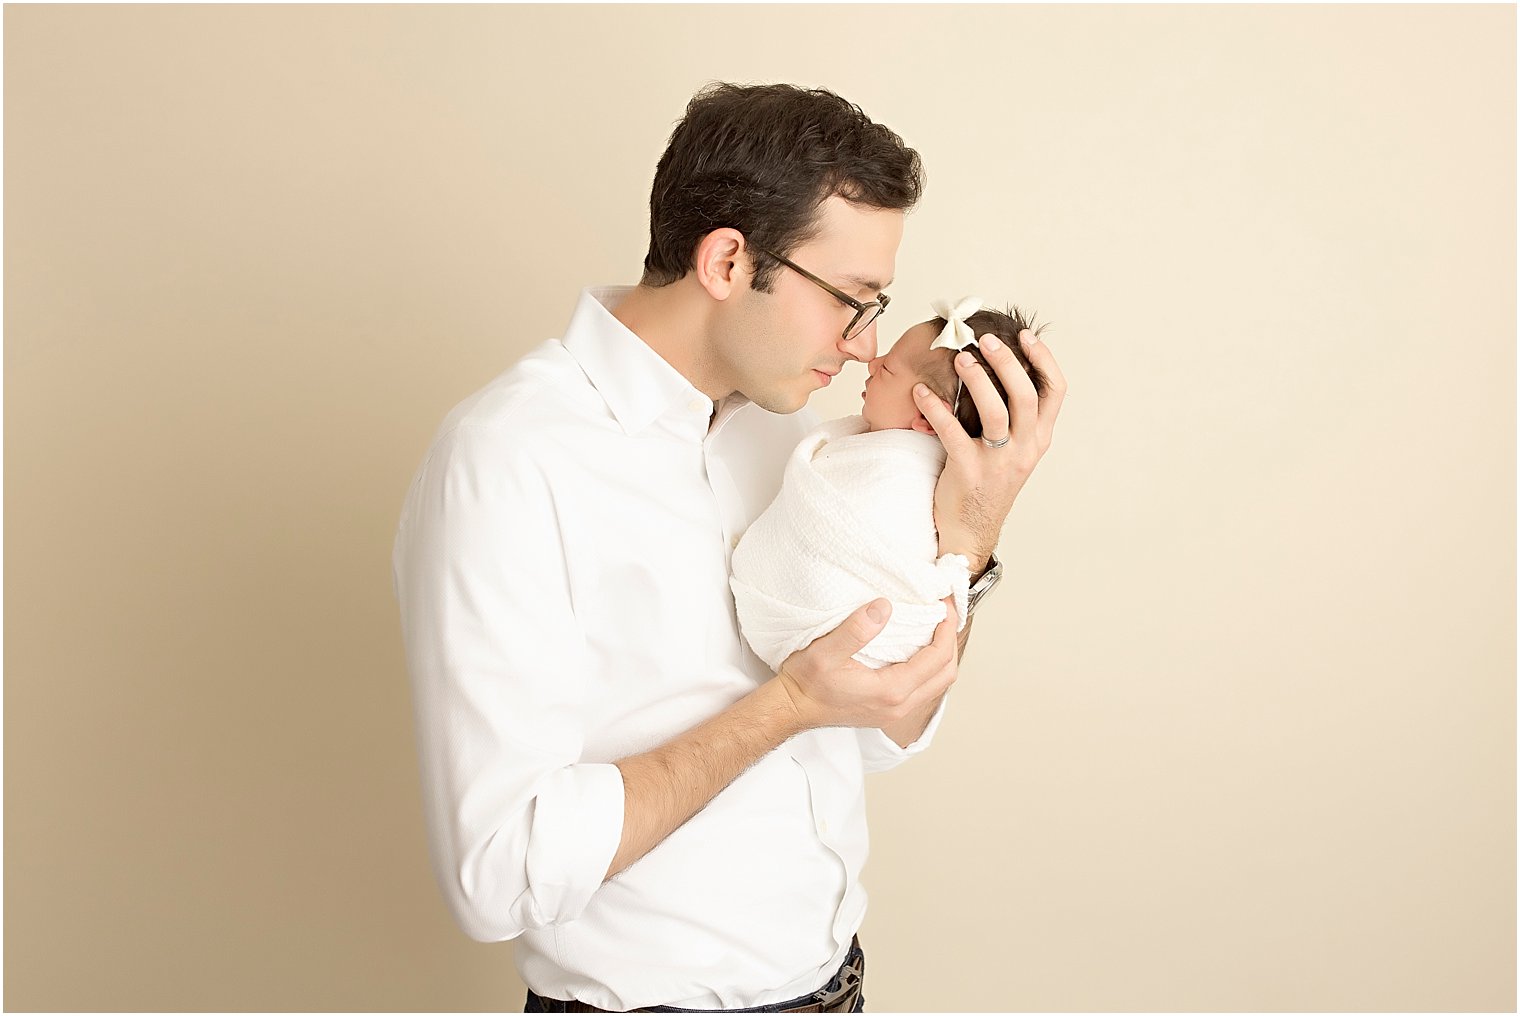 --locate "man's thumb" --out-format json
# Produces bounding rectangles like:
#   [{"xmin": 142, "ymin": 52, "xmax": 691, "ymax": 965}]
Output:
[{"xmin": 839, "ymin": 598, "xmax": 891, "ymax": 653}]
